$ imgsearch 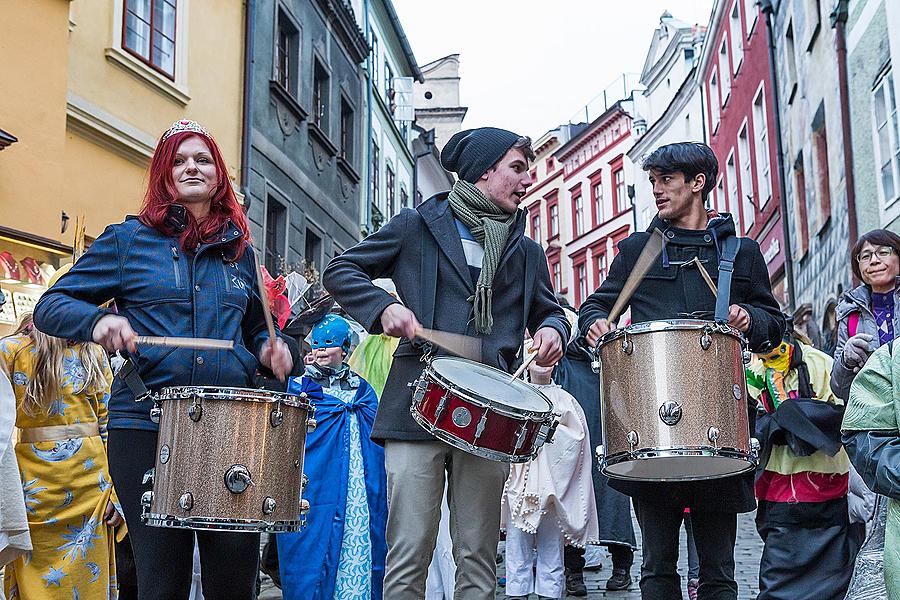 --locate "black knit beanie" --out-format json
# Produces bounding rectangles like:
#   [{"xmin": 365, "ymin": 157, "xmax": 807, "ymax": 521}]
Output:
[{"xmin": 440, "ymin": 127, "xmax": 522, "ymax": 183}]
